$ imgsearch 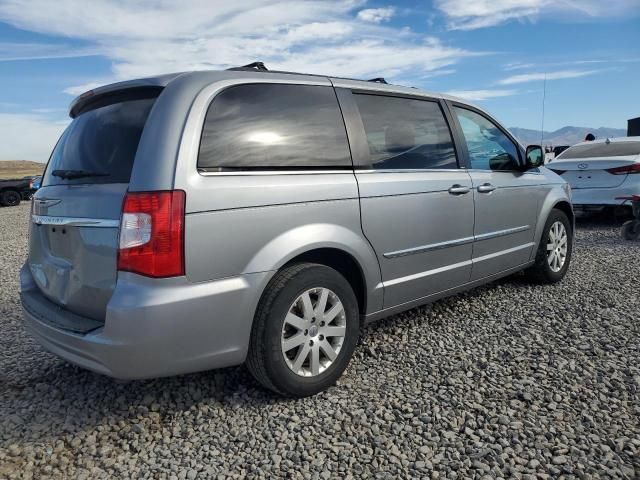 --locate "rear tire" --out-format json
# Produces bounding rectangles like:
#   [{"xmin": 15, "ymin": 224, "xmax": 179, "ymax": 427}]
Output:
[
  {"xmin": 525, "ymin": 209, "xmax": 573, "ymax": 284},
  {"xmin": 621, "ymin": 220, "xmax": 640, "ymax": 241},
  {"xmin": 246, "ymin": 263, "xmax": 360, "ymax": 397},
  {"xmin": 1, "ymin": 190, "xmax": 21, "ymax": 207}
]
